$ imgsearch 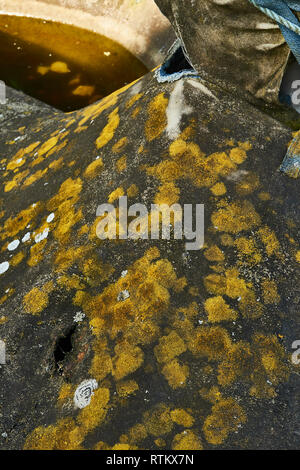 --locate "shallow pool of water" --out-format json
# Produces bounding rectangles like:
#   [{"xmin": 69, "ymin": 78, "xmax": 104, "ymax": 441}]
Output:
[{"xmin": 0, "ymin": 15, "xmax": 148, "ymax": 111}]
